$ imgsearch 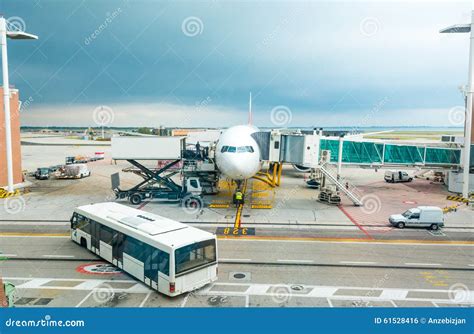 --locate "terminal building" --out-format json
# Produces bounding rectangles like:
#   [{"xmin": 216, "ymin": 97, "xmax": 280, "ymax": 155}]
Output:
[{"xmin": 0, "ymin": 87, "xmax": 22, "ymax": 189}]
